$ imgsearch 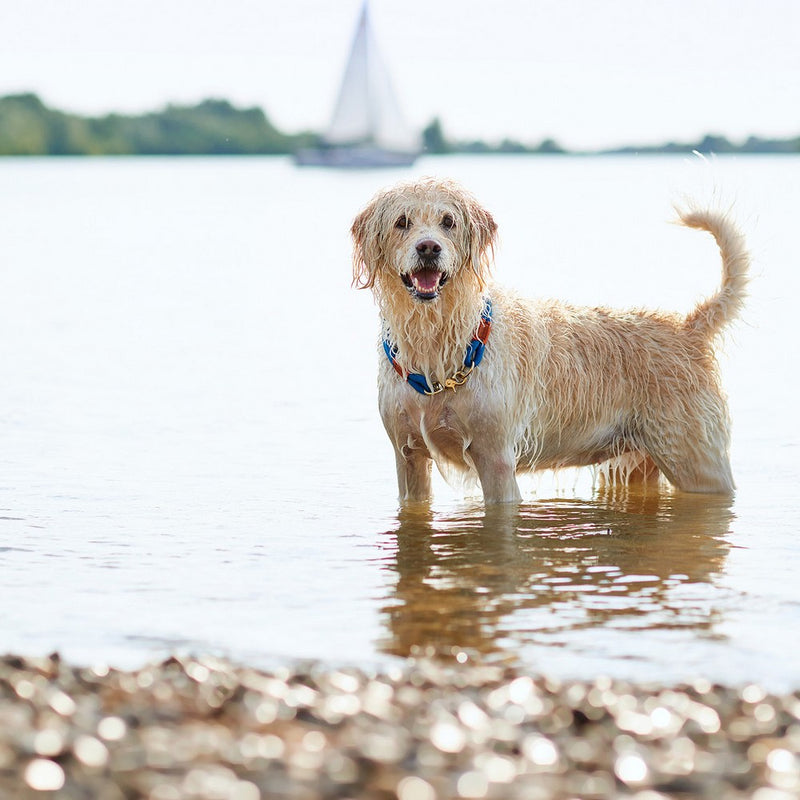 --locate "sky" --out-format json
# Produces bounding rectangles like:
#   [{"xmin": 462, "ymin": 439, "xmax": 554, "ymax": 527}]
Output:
[{"xmin": 1, "ymin": 0, "xmax": 798, "ymax": 150}]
